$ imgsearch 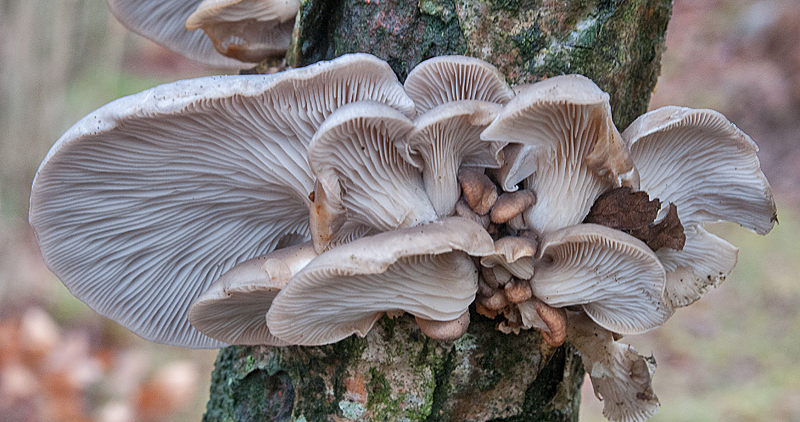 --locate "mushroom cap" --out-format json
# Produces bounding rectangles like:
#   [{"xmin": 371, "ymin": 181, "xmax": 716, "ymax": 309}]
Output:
[
  {"xmin": 107, "ymin": 0, "xmax": 244, "ymax": 66},
  {"xmin": 567, "ymin": 313, "xmax": 660, "ymax": 422},
  {"xmin": 185, "ymin": 0, "xmax": 298, "ymax": 63},
  {"xmin": 307, "ymin": 101, "xmax": 436, "ymax": 232},
  {"xmin": 624, "ymin": 106, "xmax": 777, "ymax": 307},
  {"xmin": 403, "ymin": 55, "xmax": 514, "ymax": 115},
  {"xmin": 480, "ymin": 236, "xmax": 536, "ymax": 280},
  {"xmin": 188, "ymin": 241, "xmax": 316, "ymax": 345},
  {"xmin": 533, "ymin": 224, "xmax": 672, "ymax": 335},
  {"xmin": 29, "ymin": 54, "xmax": 413, "ymax": 348},
  {"xmin": 401, "ymin": 100, "xmax": 505, "ymax": 217},
  {"xmin": 481, "ymin": 74, "xmax": 638, "ymax": 234},
  {"xmin": 266, "ymin": 217, "xmax": 495, "ymax": 345}
]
